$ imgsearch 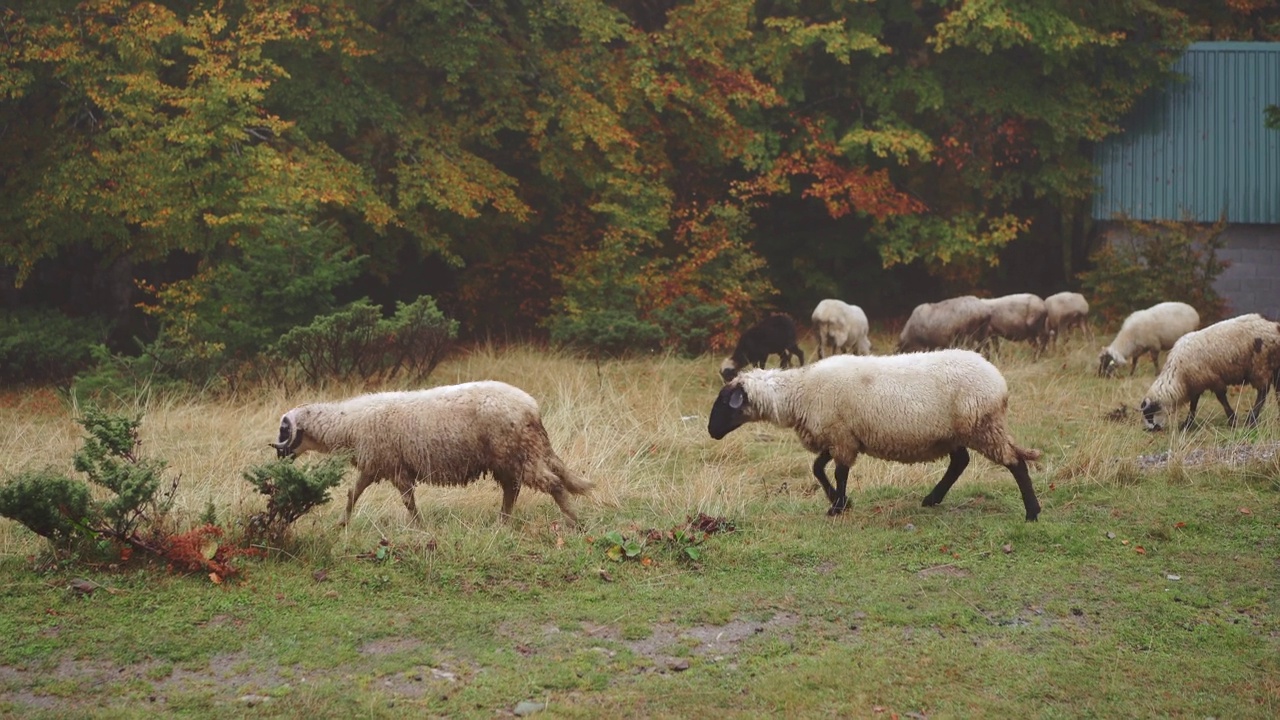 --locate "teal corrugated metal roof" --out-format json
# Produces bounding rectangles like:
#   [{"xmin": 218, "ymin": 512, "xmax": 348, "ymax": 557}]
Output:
[{"xmin": 1092, "ymin": 42, "xmax": 1280, "ymax": 223}]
